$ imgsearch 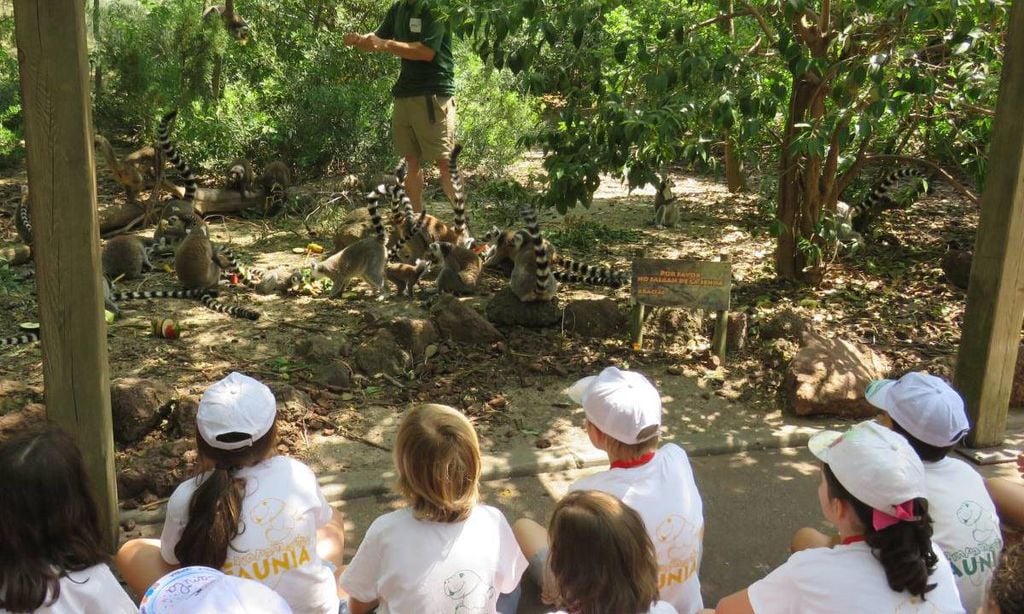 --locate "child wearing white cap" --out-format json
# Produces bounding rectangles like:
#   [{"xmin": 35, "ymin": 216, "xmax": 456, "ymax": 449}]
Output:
[
  {"xmin": 339, "ymin": 404, "xmax": 527, "ymax": 614},
  {"xmin": 514, "ymin": 366, "xmax": 705, "ymax": 614},
  {"xmin": 792, "ymin": 372, "xmax": 1000, "ymax": 613},
  {"xmin": 116, "ymin": 372, "xmax": 346, "ymax": 614},
  {"xmin": 714, "ymin": 420, "xmax": 964, "ymax": 613},
  {"xmin": 140, "ymin": 566, "xmax": 292, "ymax": 613},
  {"xmin": 871, "ymin": 372, "xmax": 1002, "ymax": 612}
]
